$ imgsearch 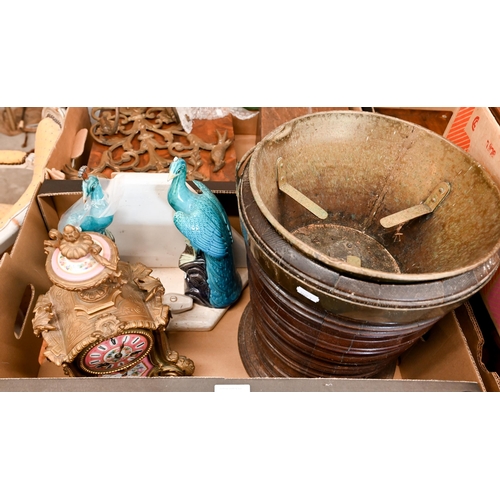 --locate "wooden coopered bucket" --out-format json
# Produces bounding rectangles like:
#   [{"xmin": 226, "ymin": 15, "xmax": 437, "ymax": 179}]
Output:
[{"xmin": 236, "ymin": 111, "xmax": 500, "ymax": 378}]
